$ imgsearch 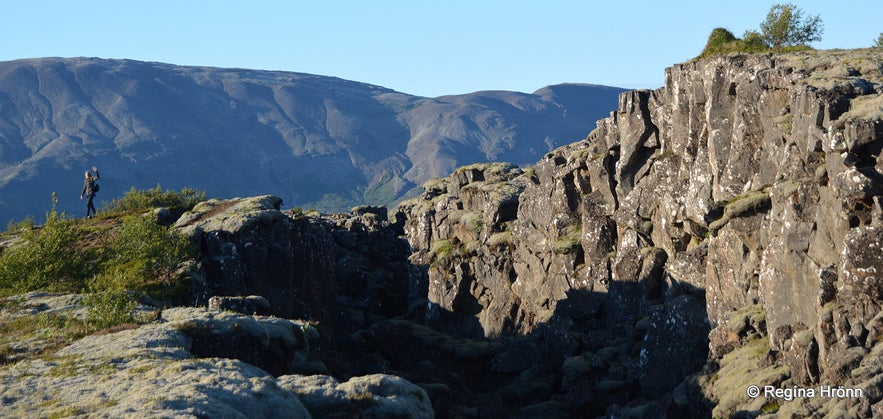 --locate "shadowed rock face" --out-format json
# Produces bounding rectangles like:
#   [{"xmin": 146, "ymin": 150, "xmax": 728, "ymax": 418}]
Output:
[{"xmin": 0, "ymin": 57, "xmax": 625, "ymax": 222}]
